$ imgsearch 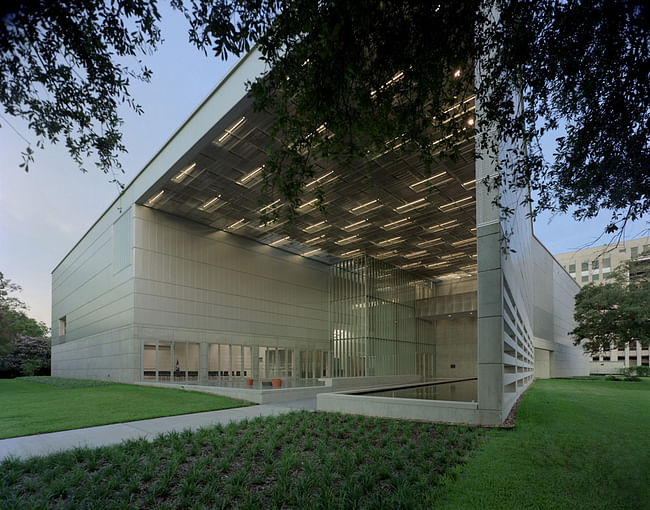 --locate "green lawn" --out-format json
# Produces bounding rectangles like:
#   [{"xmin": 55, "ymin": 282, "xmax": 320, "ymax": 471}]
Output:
[
  {"xmin": 0, "ymin": 377, "xmax": 252, "ymax": 439},
  {"xmin": 436, "ymin": 377, "xmax": 650, "ymax": 510},
  {"xmin": 0, "ymin": 378, "xmax": 648, "ymax": 509}
]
